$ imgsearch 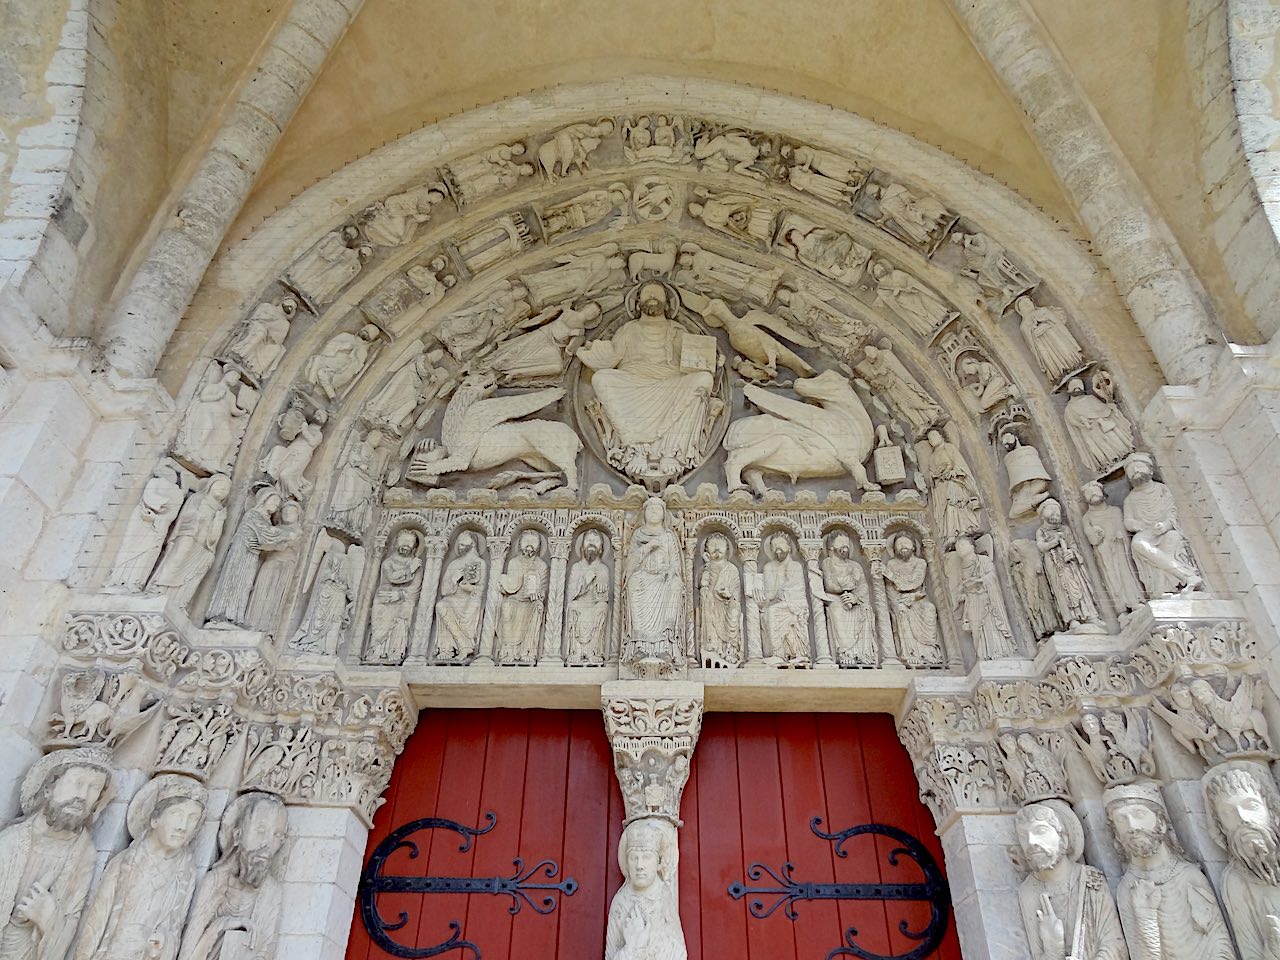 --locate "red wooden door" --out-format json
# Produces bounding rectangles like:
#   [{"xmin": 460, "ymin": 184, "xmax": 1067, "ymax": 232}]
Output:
[{"xmin": 347, "ymin": 710, "xmax": 959, "ymax": 960}]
